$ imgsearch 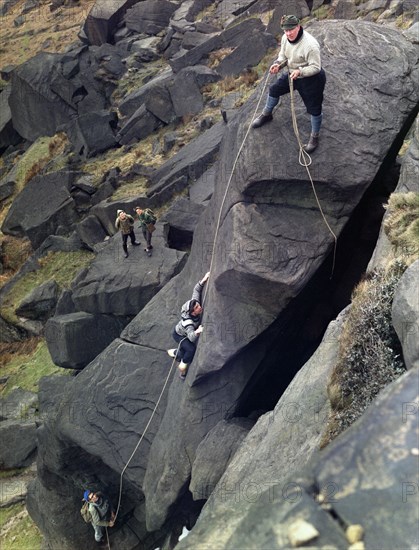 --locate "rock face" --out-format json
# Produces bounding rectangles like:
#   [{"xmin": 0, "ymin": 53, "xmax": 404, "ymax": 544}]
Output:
[
  {"xmin": 179, "ymin": 367, "xmax": 419, "ymax": 550},
  {"xmin": 3, "ymin": 10, "xmax": 419, "ymax": 550},
  {"xmin": 26, "ymin": 17, "xmax": 419, "ymax": 550},
  {"xmin": 392, "ymin": 259, "xmax": 419, "ymax": 370},
  {"xmin": 1, "ymin": 170, "xmax": 80, "ymax": 248},
  {"xmin": 9, "ymin": 53, "xmax": 77, "ymax": 142}
]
